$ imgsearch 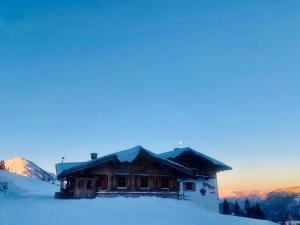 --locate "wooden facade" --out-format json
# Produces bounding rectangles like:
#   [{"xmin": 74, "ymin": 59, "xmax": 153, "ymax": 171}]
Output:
[{"xmin": 55, "ymin": 148, "xmax": 192, "ymax": 199}]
